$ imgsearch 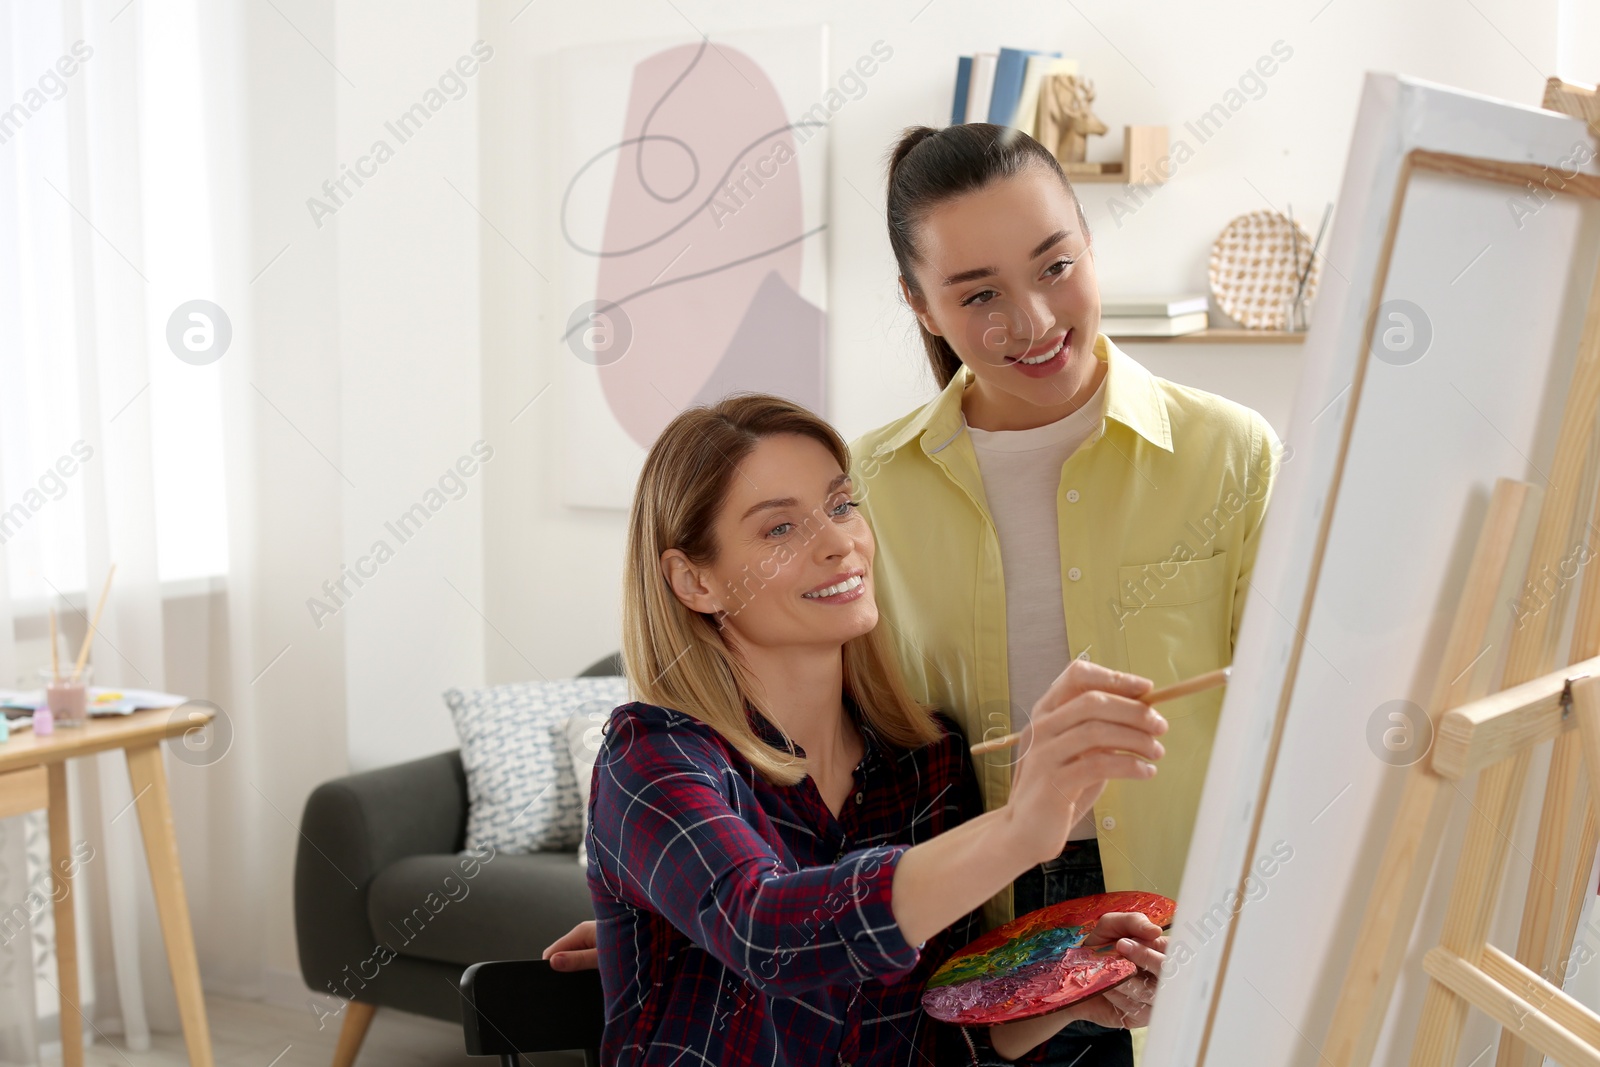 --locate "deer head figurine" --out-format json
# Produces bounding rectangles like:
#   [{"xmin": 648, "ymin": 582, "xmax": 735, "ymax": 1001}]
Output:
[{"xmin": 1038, "ymin": 74, "xmax": 1108, "ymax": 164}]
